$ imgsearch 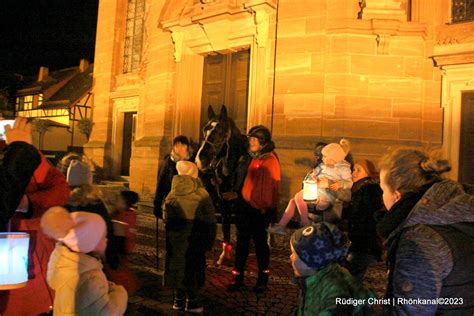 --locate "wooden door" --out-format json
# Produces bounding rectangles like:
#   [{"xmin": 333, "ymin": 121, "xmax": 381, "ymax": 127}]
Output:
[
  {"xmin": 121, "ymin": 112, "xmax": 137, "ymax": 176},
  {"xmin": 229, "ymin": 50, "xmax": 250, "ymax": 133},
  {"xmin": 201, "ymin": 54, "xmax": 228, "ymax": 133},
  {"xmin": 201, "ymin": 49, "xmax": 250, "ymax": 136},
  {"xmin": 459, "ymin": 91, "xmax": 474, "ymax": 185}
]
